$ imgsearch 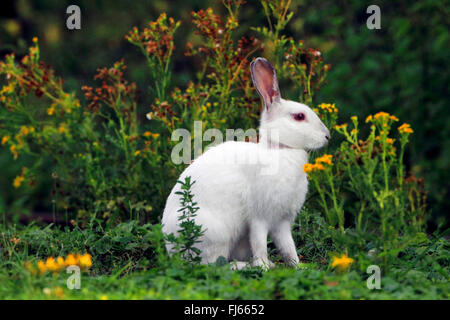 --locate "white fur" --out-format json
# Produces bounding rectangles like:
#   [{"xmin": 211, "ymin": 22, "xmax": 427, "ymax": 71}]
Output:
[{"xmin": 162, "ymin": 58, "xmax": 330, "ymax": 269}]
